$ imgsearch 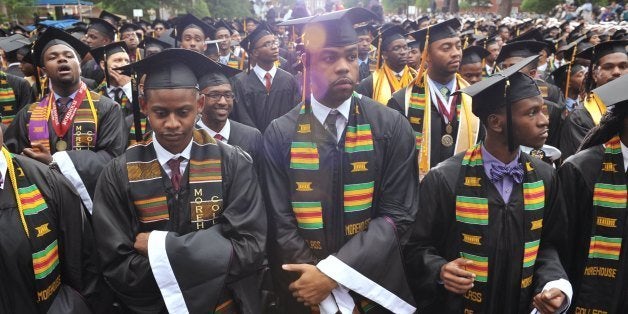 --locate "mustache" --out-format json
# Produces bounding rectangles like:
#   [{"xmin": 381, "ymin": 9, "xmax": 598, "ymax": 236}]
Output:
[{"xmin": 331, "ymin": 77, "xmax": 354, "ymax": 86}]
